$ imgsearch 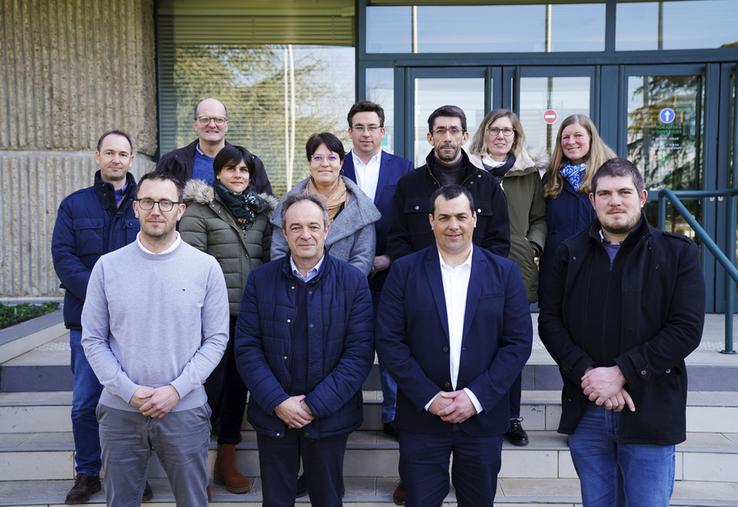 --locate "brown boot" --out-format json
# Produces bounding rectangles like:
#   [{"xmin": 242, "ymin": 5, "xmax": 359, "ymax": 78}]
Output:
[{"xmin": 213, "ymin": 443, "xmax": 251, "ymax": 494}]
